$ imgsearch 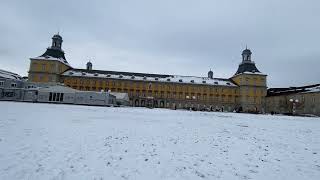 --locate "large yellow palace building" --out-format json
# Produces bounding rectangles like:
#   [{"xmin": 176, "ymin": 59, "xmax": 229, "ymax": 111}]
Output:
[{"xmin": 28, "ymin": 34, "xmax": 267, "ymax": 112}]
